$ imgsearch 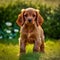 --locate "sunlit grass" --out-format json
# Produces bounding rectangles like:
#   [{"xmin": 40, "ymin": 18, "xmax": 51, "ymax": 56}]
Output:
[
  {"xmin": 0, "ymin": 0, "xmax": 60, "ymax": 8},
  {"xmin": 0, "ymin": 39, "xmax": 60, "ymax": 60},
  {"xmin": 0, "ymin": 43, "xmax": 19, "ymax": 60}
]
